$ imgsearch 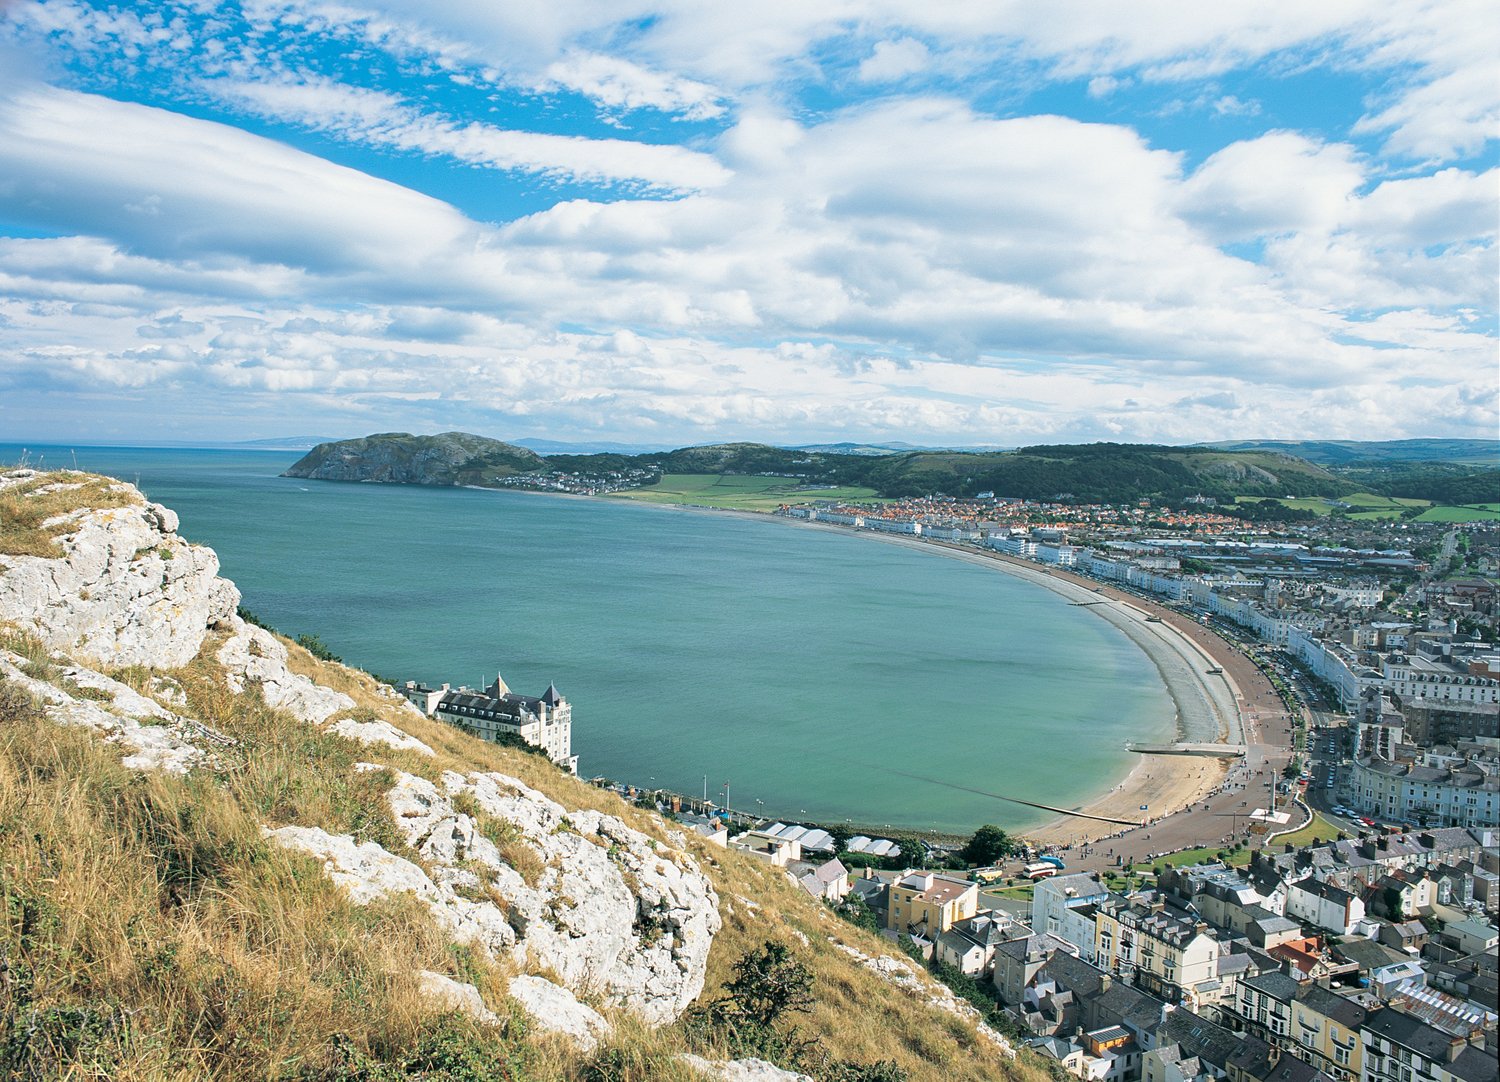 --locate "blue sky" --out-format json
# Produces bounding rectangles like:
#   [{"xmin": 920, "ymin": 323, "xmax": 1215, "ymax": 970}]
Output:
[{"xmin": 0, "ymin": 0, "xmax": 1495, "ymax": 447}]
